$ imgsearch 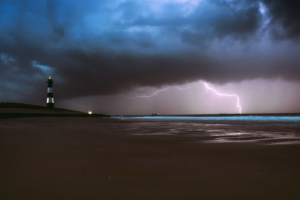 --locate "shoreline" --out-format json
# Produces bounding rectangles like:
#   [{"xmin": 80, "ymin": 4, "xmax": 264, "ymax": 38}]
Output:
[
  {"xmin": 114, "ymin": 113, "xmax": 300, "ymax": 117},
  {"xmin": 1, "ymin": 112, "xmax": 300, "ymax": 119}
]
